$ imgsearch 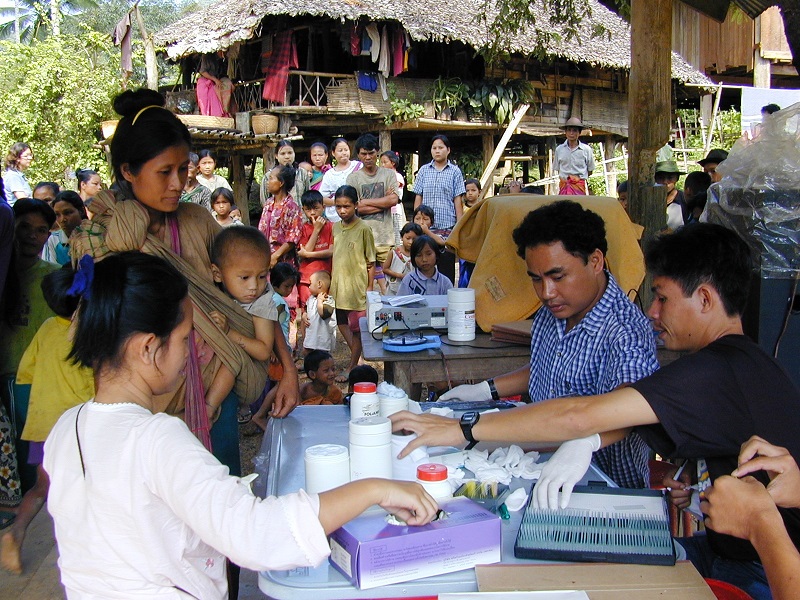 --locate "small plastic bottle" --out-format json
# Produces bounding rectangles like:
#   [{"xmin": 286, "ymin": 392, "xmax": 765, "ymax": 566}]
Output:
[
  {"xmin": 350, "ymin": 382, "xmax": 380, "ymax": 419},
  {"xmin": 416, "ymin": 463, "xmax": 452, "ymax": 502}
]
